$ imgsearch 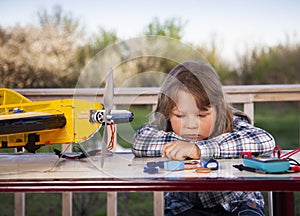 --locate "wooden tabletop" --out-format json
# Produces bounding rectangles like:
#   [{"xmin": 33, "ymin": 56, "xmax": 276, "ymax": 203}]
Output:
[{"xmin": 0, "ymin": 152, "xmax": 300, "ymax": 192}]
